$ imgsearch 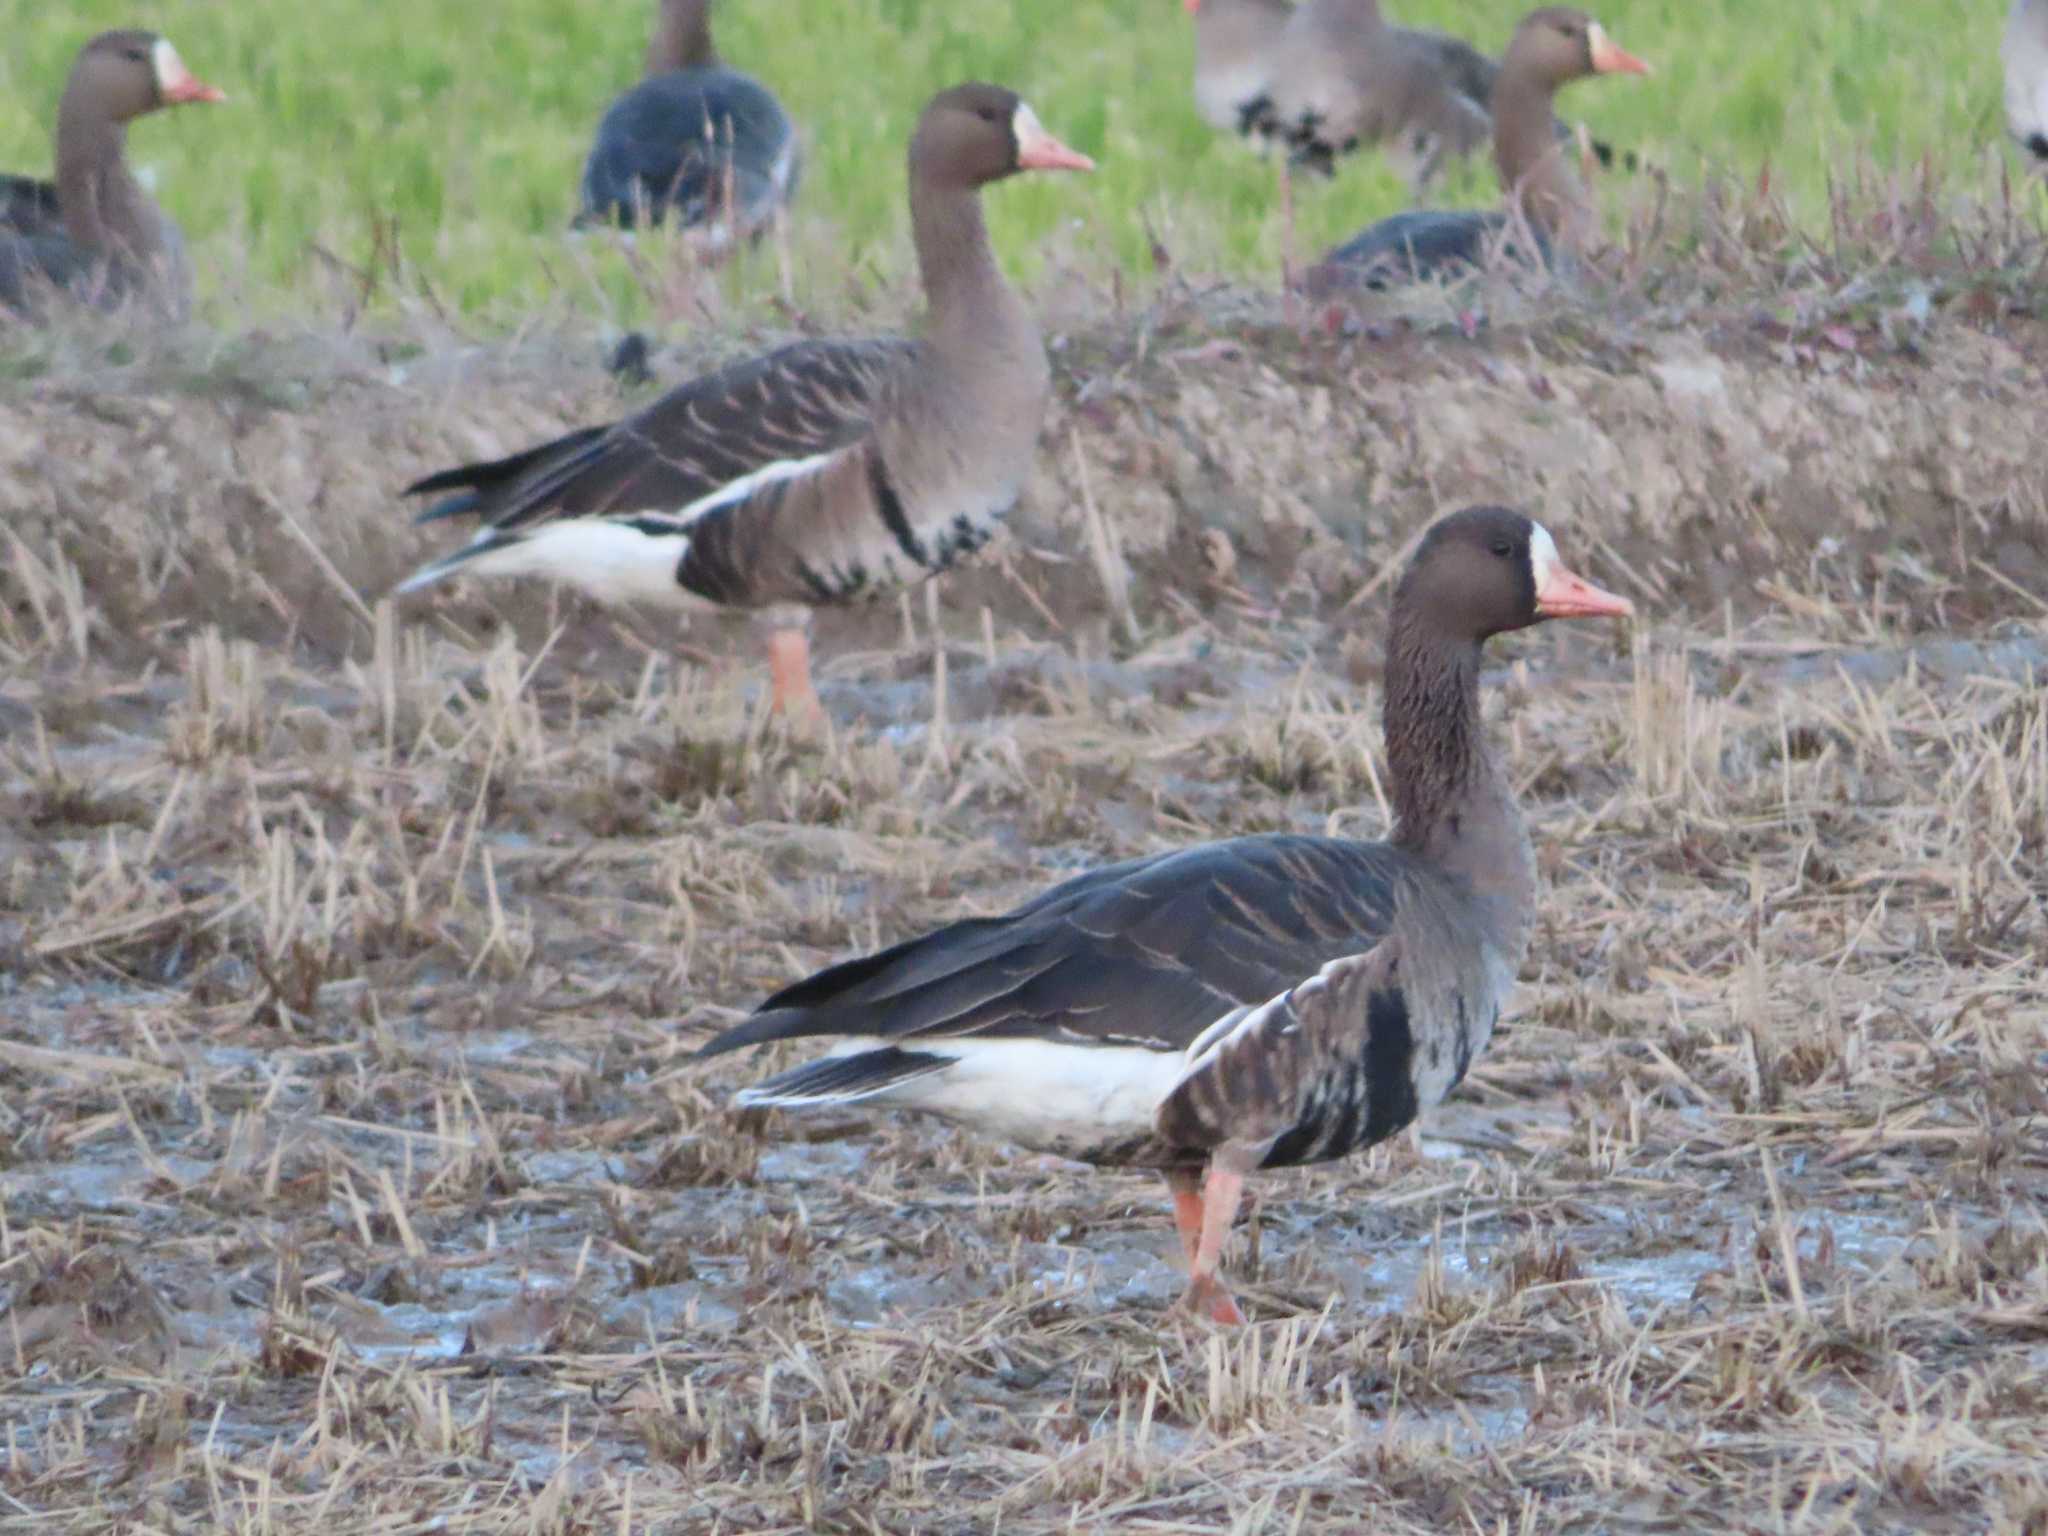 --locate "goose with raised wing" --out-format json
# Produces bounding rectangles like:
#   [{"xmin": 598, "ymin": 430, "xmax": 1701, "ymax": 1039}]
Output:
[
  {"xmin": 578, "ymin": 0, "xmax": 799, "ymax": 242},
  {"xmin": 697, "ymin": 507, "xmax": 1633, "ymax": 1324},
  {"xmin": 0, "ymin": 31, "xmax": 224, "ymax": 315},
  {"xmin": 1306, "ymin": 8, "xmax": 1646, "ymax": 293},
  {"xmin": 398, "ymin": 83, "xmax": 1092, "ymax": 717}
]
